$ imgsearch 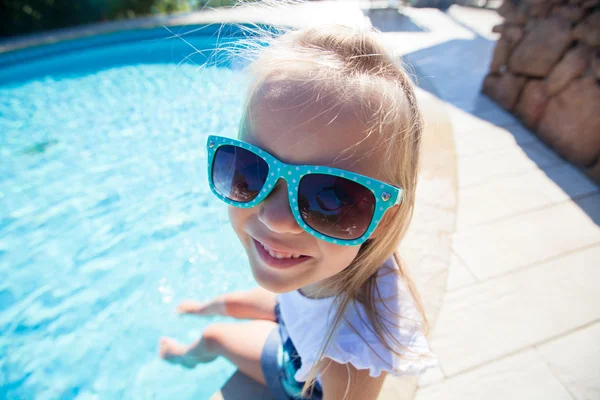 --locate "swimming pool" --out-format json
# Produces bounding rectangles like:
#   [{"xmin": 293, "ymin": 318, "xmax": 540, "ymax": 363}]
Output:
[{"xmin": 0, "ymin": 24, "xmax": 259, "ymax": 399}]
